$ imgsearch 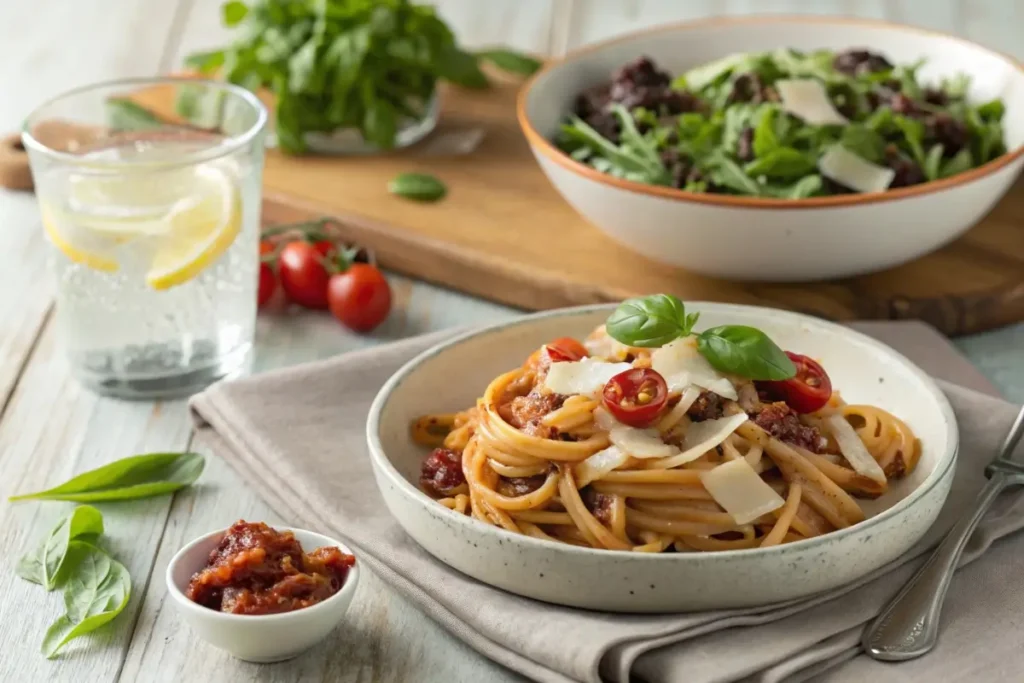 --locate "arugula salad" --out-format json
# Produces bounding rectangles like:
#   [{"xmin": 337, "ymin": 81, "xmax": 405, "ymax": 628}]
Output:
[{"xmin": 556, "ymin": 49, "xmax": 1007, "ymax": 198}]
